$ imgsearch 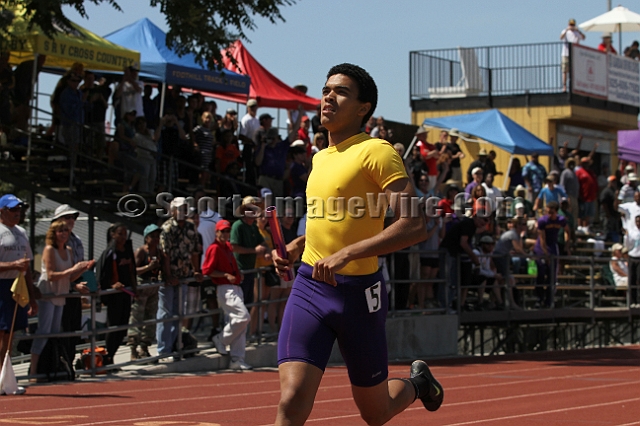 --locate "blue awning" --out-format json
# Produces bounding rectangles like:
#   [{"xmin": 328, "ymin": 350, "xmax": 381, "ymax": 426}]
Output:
[
  {"xmin": 423, "ymin": 109, "xmax": 554, "ymax": 156},
  {"xmin": 105, "ymin": 18, "xmax": 250, "ymax": 95}
]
